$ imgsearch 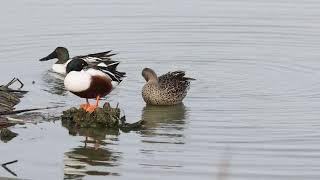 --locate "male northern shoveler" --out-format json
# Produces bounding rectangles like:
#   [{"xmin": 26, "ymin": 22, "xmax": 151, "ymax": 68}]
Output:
[
  {"xmin": 64, "ymin": 58, "xmax": 125, "ymax": 112},
  {"xmin": 141, "ymin": 68, "xmax": 195, "ymax": 105},
  {"xmin": 39, "ymin": 47, "xmax": 116, "ymax": 75}
]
